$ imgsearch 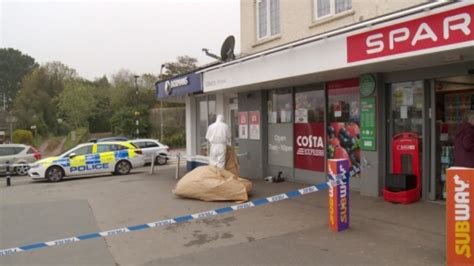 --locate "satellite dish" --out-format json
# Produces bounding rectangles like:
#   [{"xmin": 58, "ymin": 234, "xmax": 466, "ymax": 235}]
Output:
[{"xmin": 220, "ymin": 35, "xmax": 235, "ymax": 62}]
